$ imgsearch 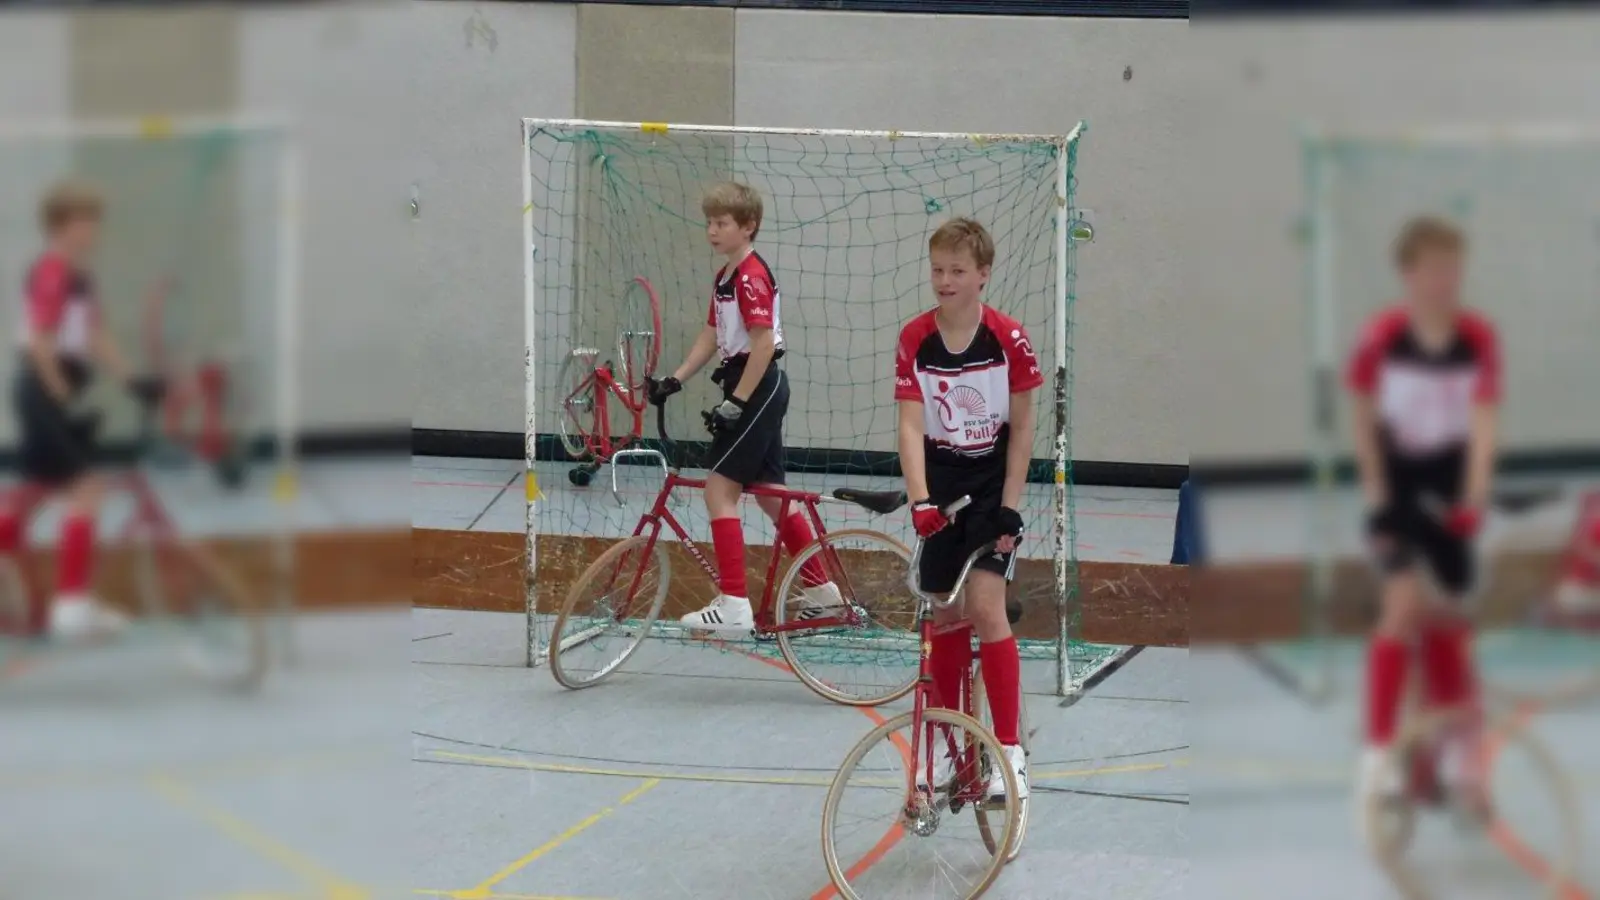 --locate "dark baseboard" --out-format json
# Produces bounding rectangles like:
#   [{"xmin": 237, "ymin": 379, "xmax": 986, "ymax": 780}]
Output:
[
  {"xmin": 0, "ymin": 426, "xmax": 410, "ymax": 472},
  {"xmin": 1195, "ymin": 445, "xmax": 1600, "ymax": 488},
  {"xmin": 411, "ymin": 428, "xmax": 1190, "ymax": 490}
]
